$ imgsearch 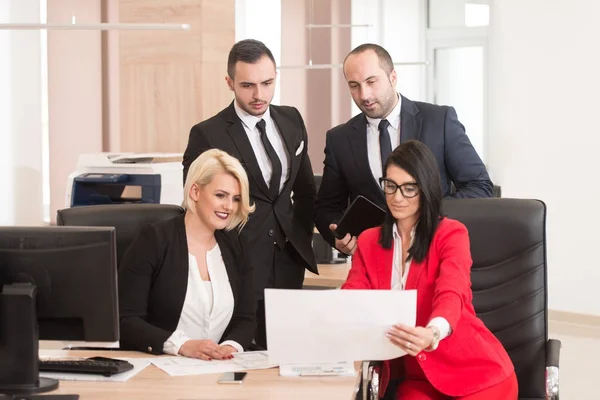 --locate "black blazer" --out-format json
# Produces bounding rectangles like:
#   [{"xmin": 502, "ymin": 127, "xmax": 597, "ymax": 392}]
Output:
[
  {"xmin": 314, "ymin": 95, "xmax": 493, "ymax": 247},
  {"xmin": 118, "ymin": 213, "xmax": 256, "ymax": 355},
  {"xmin": 182, "ymin": 102, "xmax": 318, "ymax": 296}
]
